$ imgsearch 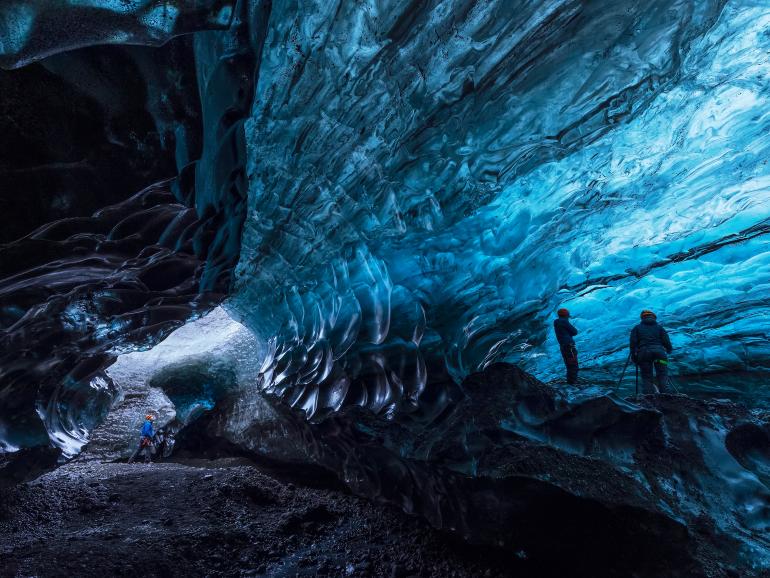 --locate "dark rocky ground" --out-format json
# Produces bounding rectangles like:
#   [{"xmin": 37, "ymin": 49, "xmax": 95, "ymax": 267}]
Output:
[
  {"xmin": 4, "ymin": 362, "xmax": 769, "ymax": 577},
  {"xmin": 0, "ymin": 457, "xmax": 530, "ymax": 578}
]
